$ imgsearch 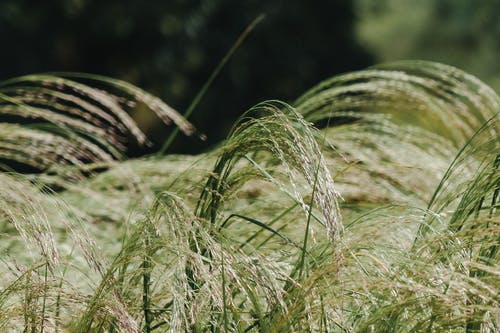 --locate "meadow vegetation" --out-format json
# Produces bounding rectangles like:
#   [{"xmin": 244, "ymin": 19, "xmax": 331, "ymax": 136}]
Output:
[{"xmin": 0, "ymin": 61, "xmax": 498, "ymax": 332}]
